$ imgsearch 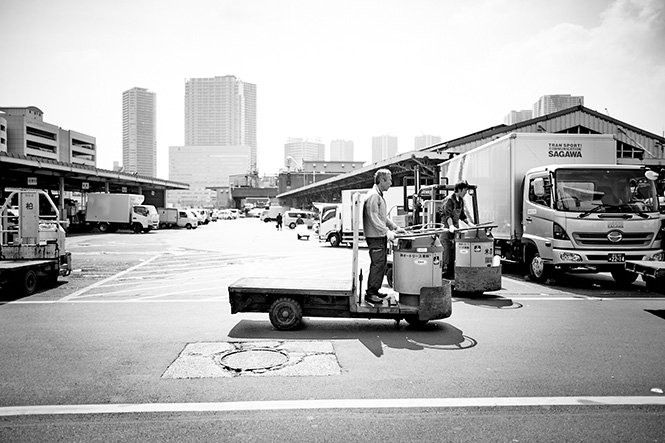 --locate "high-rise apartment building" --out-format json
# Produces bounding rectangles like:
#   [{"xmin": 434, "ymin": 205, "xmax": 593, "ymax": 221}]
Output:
[
  {"xmin": 372, "ymin": 135, "xmax": 398, "ymax": 163},
  {"xmin": 533, "ymin": 95, "xmax": 584, "ymax": 118},
  {"xmin": 284, "ymin": 138, "xmax": 325, "ymax": 168},
  {"xmin": 504, "ymin": 110, "xmax": 533, "ymax": 125},
  {"xmin": 330, "ymin": 139, "xmax": 354, "ymax": 161},
  {"xmin": 184, "ymin": 75, "xmax": 257, "ymax": 171},
  {"xmin": 122, "ymin": 87, "xmax": 156, "ymax": 176},
  {"xmin": 414, "ymin": 134, "xmax": 441, "ymax": 150}
]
